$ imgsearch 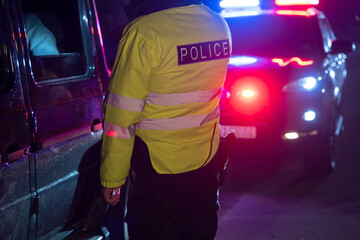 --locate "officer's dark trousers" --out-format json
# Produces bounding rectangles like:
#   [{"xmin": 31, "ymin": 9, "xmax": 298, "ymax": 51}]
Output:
[{"xmin": 125, "ymin": 136, "xmax": 220, "ymax": 240}]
